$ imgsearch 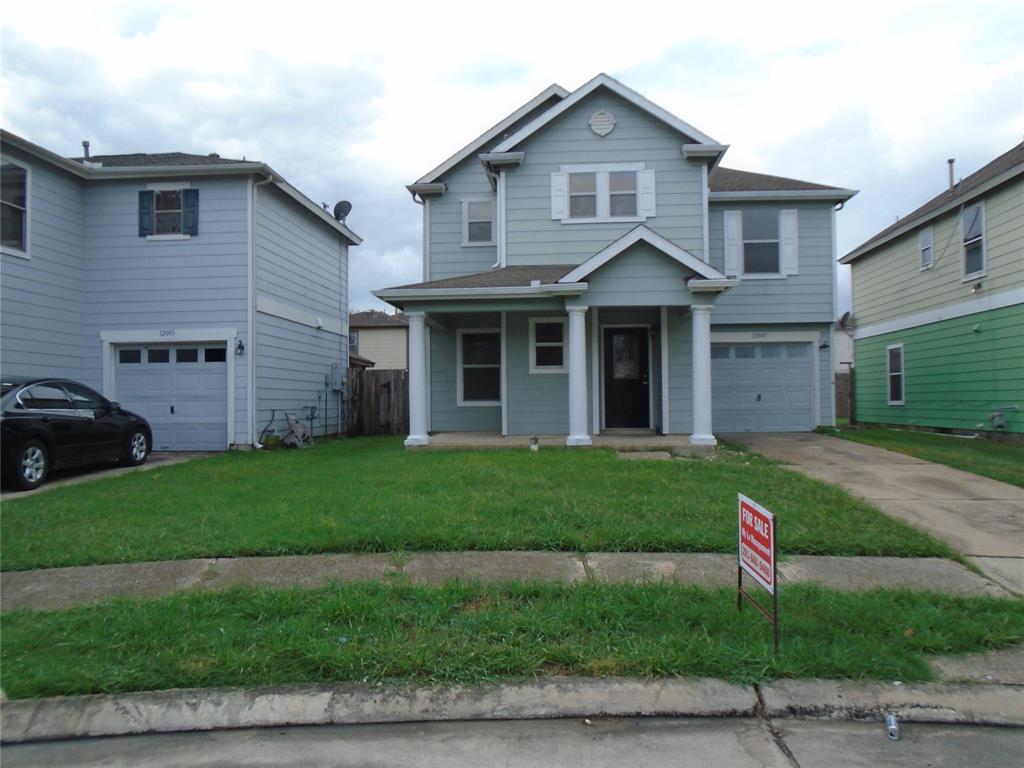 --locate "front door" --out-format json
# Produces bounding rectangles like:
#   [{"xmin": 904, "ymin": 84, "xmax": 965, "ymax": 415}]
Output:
[{"xmin": 603, "ymin": 327, "xmax": 650, "ymax": 428}]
